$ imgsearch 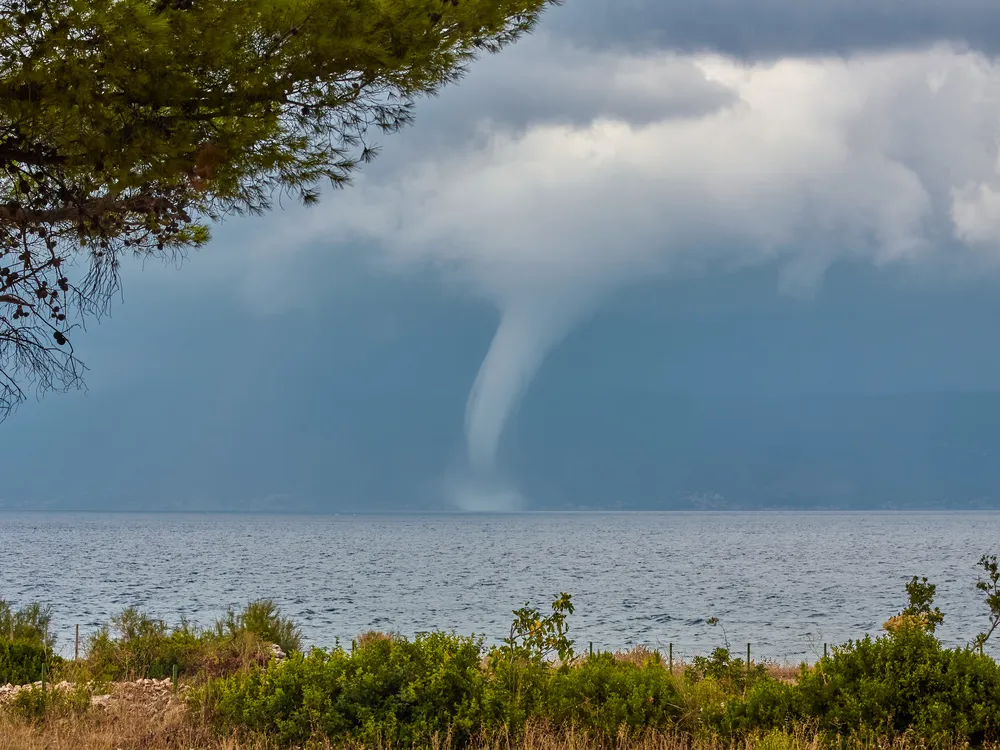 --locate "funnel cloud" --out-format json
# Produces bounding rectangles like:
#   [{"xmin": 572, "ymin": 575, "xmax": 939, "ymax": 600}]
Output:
[
  {"xmin": 276, "ymin": 43, "xmax": 1000, "ymax": 509},
  {"xmin": 465, "ymin": 298, "xmax": 585, "ymax": 473}
]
